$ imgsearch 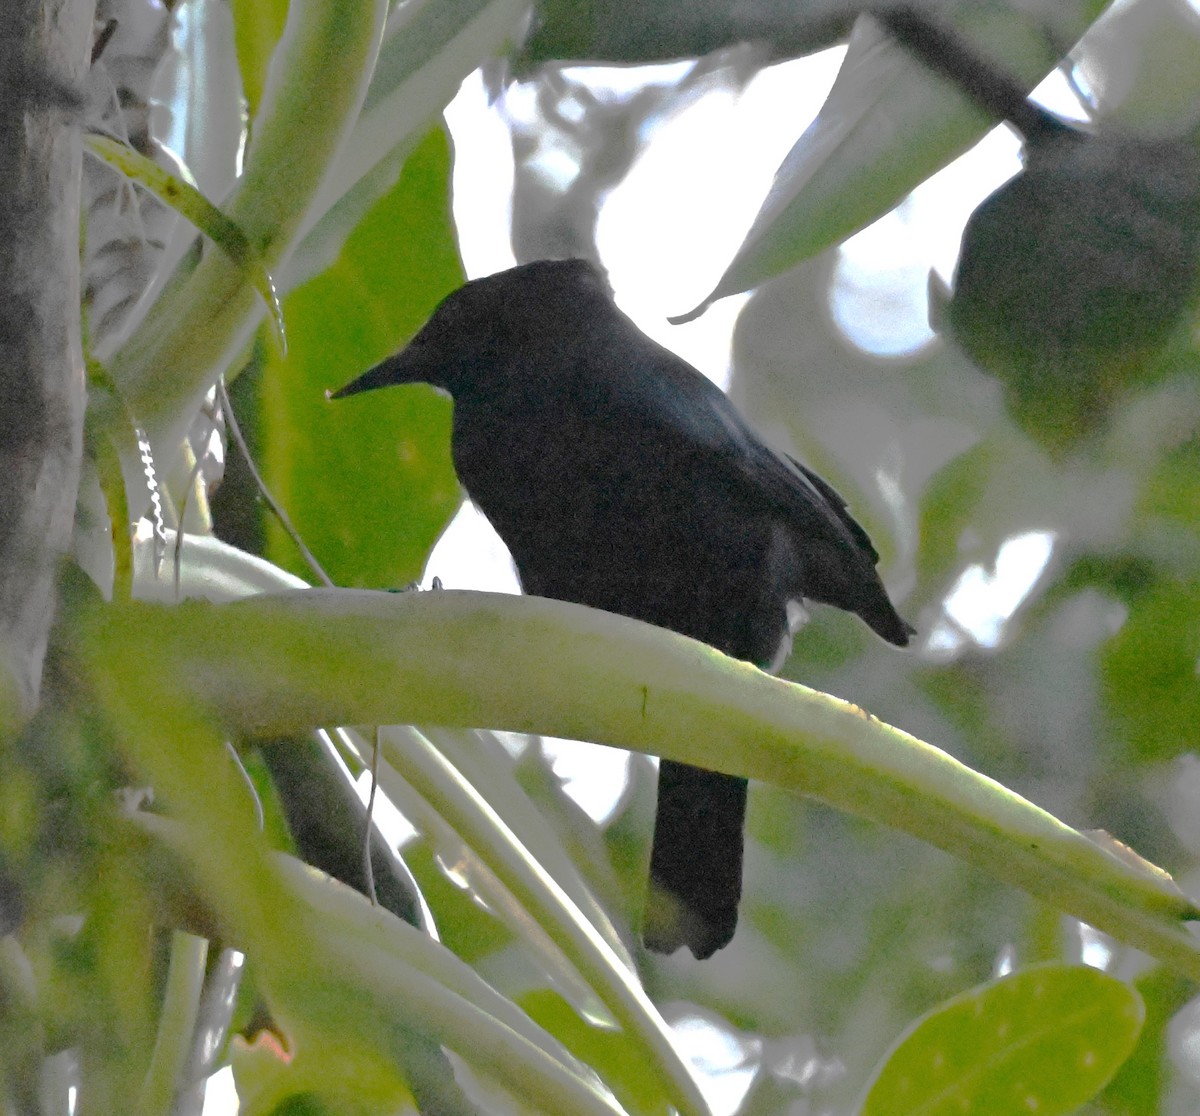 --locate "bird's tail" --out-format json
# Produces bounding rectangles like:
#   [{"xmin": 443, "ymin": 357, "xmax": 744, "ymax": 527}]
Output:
[{"xmin": 644, "ymin": 762, "xmax": 747, "ymax": 960}]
